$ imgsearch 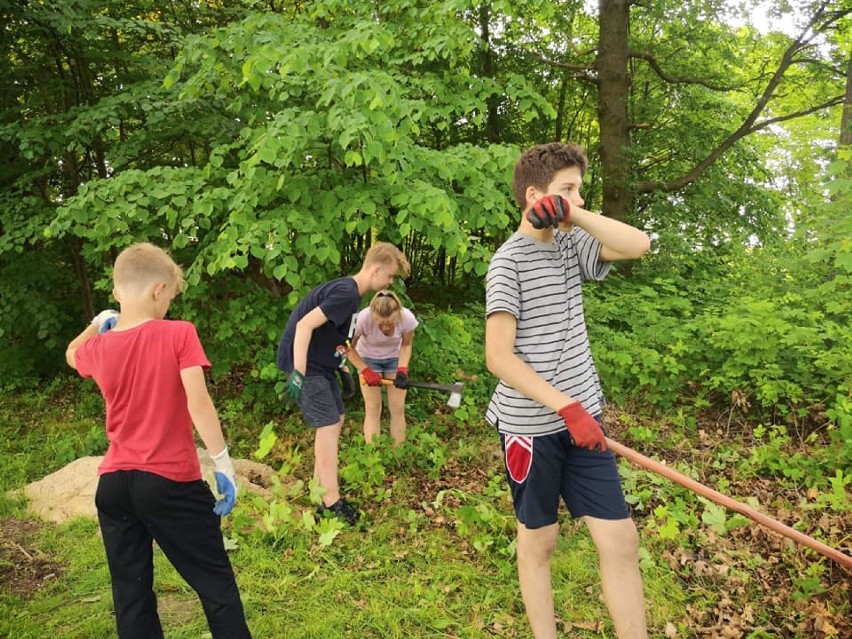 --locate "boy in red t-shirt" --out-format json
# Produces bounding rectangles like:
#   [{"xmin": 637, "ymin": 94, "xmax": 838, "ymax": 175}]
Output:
[{"xmin": 65, "ymin": 243, "xmax": 251, "ymax": 639}]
